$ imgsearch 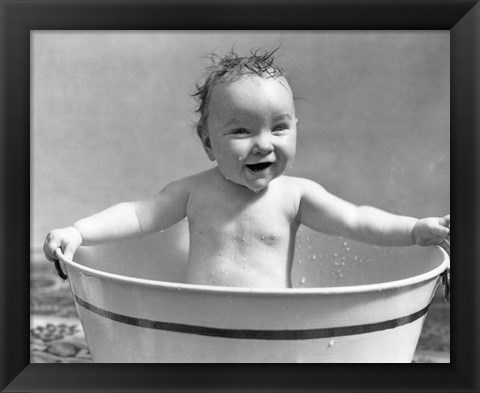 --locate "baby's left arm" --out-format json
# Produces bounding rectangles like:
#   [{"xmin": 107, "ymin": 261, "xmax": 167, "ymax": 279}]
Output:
[{"xmin": 297, "ymin": 179, "xmax": 450, "ymax": 251}]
